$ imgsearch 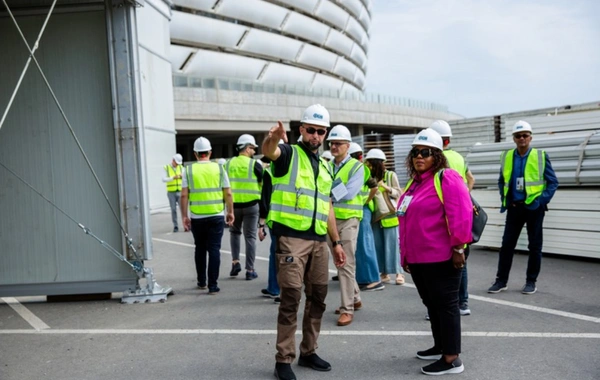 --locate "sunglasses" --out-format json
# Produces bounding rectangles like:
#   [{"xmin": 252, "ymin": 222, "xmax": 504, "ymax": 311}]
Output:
[
  {"xmin": 410, "ymin": 148, "xmax": 433, "ymax": 158},
  {"xmin": 304, "ymin": 126, "xmax": 327, "ymax": 136},
  {"xmin": 514, "ymin": 133, "xmax": 531, "ymax": 139}
]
